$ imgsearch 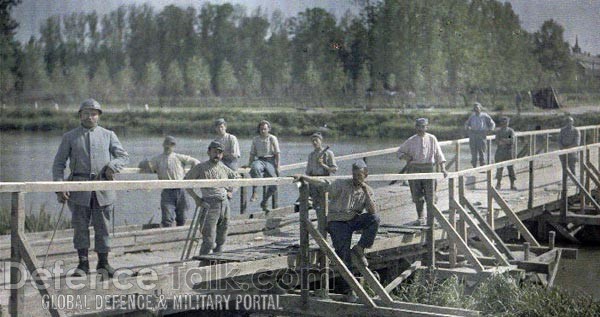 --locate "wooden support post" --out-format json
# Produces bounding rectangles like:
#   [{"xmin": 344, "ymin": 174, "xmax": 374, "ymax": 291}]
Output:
[
  {"xmin": 549, "ymin": 231, "xmax": 556, "ymax": 250},
  {"xmin": 457, "ymin": 176, "xmax": 467, "ymax": 241},
  {"xmin": 318, "ymin": 191, "xmax": 329, "ymax": 298},
  {"xmin": 240, "ymin": 174, "xmax": 246, "ymax": 214},
  {"xmin": 523, "ymin": 242, "xmax": 531, "ymax": 261},
  {"xmin": 545, "ymin": 133, "xmax": 550, "ymax": 153},
  {"xmin": 10, "ymin": 192, "xmax": 25, "ymax": 317},
  {"xmin": 566, "ymin": 169, "xmax": 600, "ymax": 211},
  {"xmin": 487, "ymin": 170, "xmax": 494, "ymax": 229},
  {"xmin": 528, "ymin": 135, "xmax": 535, "ymax": 210},
  {"xmin": 491, "ymin": 187, "xmax": 541, "ymax": 246},
  {"xmin": 448, "ymin": 178, "xmax": 457, "ymax": 268},
  {"xmin": 299, "ymin": 182, "xmax": 310, "ymax": 305},
  {"xmin": 580, "ymin": 147, "xmax": 586, "ymax": 214},
  {"xmin": 515, "ymin": 136, "xmax": 519, "ymax": 158},
  {"xmin": 304, "ymin": 220, "xmax": 376, "ymax": 307},
  {"xmin": 582, "ymin": 163, "xmax": 600, "ymax": 189},
  {"xmin": 487, "ymin": 139, "xmax": 492, "ymax": 164},
  {"xmin": 547, "ymin": 249, "xmax": 562, "ymax": 288},
  {"xmin": 431, "ymin": 205, "xmax": 484, "ymax": 272},
  {"xmin": 561, "ymin": 156, "xmax": 569, "ymax": 222},
  {"xmin": 426, "ymin": 198, "xmax": 435, "ymax": 268},
  {"xmin": 455, "ymin": 141, "xmax": 461, "ymax": 171},
  {"xmin": 351, "ymin": 254, "xmax": 394, "ymax": 304}
]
